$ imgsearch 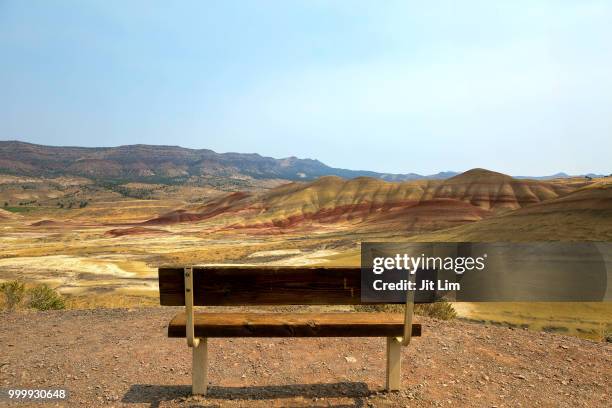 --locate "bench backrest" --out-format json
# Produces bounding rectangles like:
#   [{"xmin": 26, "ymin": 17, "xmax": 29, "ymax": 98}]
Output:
[{"xmin": 158, "ymin": 266, "xmax": 435, "ymax": 306}]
